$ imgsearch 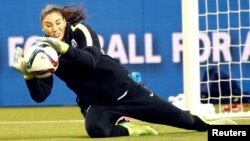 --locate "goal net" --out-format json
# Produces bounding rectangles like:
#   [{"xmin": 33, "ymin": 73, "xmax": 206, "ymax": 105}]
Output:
[{"xmin": 182, "ymin": 0, "xmax": 250, "ymax": 119}]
